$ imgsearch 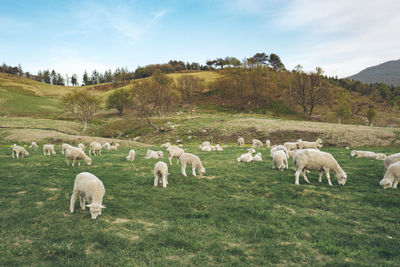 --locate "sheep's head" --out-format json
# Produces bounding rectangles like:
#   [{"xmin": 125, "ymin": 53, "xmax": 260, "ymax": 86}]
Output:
[
  {"xmin": 158, "ymin": 151, "xmax": 164, "ymax": 157},
  {"xmin": 86, "ymin": 204, "xmax": 106, "ymax": 219},
  {"xmin": 296, "ymin": 139, "xmax": 303, "ymax": 143},
  {"xmin": 248, "ymin": 148, "xmax": 256, "ymax": 154},
  {"xmin": 337, "ymin": 170, "xmax": 347, "ymax": 186},
  {"xmin": 380, "ymin": 177, "xmax": 393, "ymax": 189},
  {"xmin": 25, "ymin": 151, "xmax": 29, "ymax": 157},
  {"xmin": 350, "ymin": 150, "xmax": 356, "ymax": 157},
  {"xmin": 200, "ymin": 167, "xmax": 206, "ymax": 175},
  {"xmin": 86, "ymin": 157, "xmax": 92, "ymax": 166}
]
